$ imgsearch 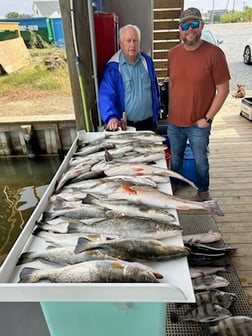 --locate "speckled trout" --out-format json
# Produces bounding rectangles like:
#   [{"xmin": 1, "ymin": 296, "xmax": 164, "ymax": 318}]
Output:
[
  {"xmin": 19, "ymin": 259, "xmax": 162, "ymax": 283},
  {"xmin": 74, "ymin": 237, "xmax": 190, "ymax": 262}
]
